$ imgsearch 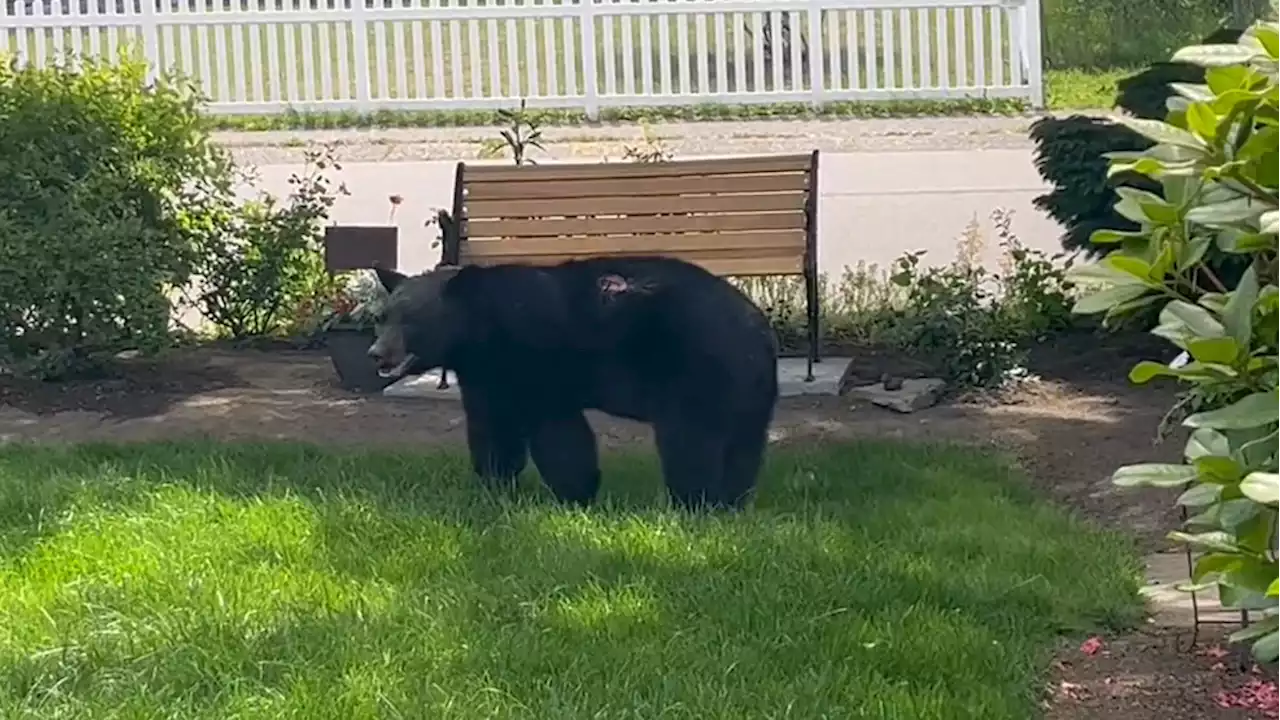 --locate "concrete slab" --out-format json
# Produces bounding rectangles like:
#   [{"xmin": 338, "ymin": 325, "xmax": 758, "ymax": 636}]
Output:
[
  {"xmin": 381, "ymin": 358, "xmax": 851, "ymax": 400},
  {"xmin": 1143, "ymin": 550, "xmax": 1242, "ymax": 628},
  {"xmin": 779, "ymin": 357, "xmax": 850, "ymax": 397}
]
